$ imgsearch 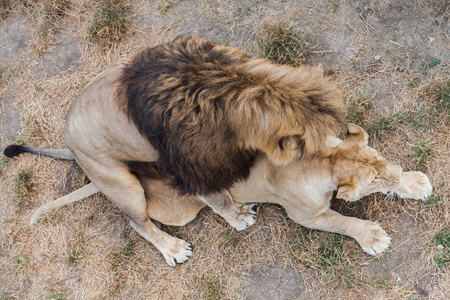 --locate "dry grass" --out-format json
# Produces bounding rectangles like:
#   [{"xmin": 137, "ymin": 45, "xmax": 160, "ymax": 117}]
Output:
[
  {"xmin": 13, "ymin": 168, "xmax": 34, "ymax": 213},
  {"xmin": 423, "ymin": 0, "xmax": 450, "ymax": 15},
  {"xmin": 89, "ymin": 0, "xmax": 132, "ymax": 48},
  {"xmin": 156, "ymin": 0, "xmax": 174, "ymax": 13},
  {"xmin": 25, "ymin": 0, "xmax": 73, "ymax": 55},
  {"xmin": 258, "ymin": 20, "xmax": 313, "ymax": 66},
  {"xmin": 0, "ymin": 0, "xmax": 12, "ymax": 17},
  {"xmin": 1, "ymin": 0, "xmax": 449, "ymax": 299}
]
